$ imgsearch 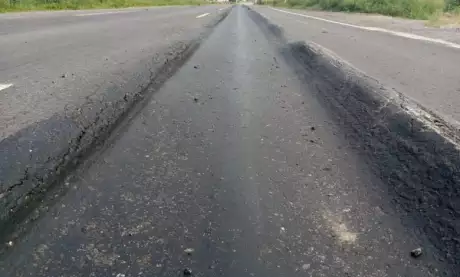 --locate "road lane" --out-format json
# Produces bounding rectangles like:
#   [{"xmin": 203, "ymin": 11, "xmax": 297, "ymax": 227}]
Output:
[
  {"xmin": 251, "ymin": 5, "xmax": 460, "ymax": 126},
  {"xmin": 0, "ymin": 4, "xmax": 230, "ymax": 232},
  {"xmin": 0, "ymin": 5, "xmax": 228, "ymax": 139},
  {"xmin": 0, "ymin": 5, "xmax": 451, "ymax": 277}
]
